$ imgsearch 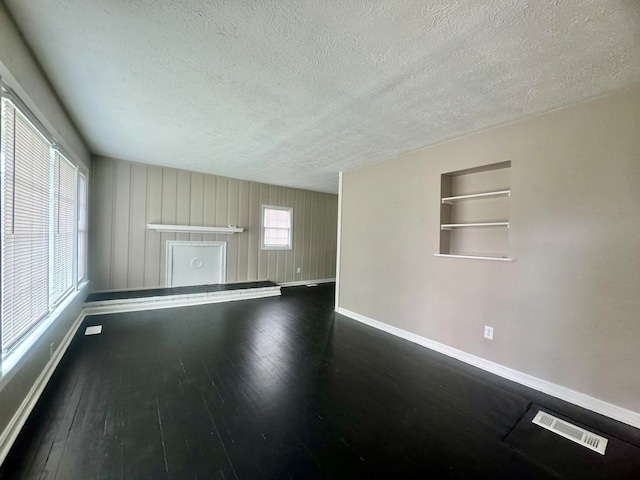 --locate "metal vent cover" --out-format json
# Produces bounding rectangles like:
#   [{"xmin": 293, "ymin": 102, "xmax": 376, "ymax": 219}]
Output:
[{"xmin": 532, "ymin": 411, "xmax": 608, "ymax": 455}]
